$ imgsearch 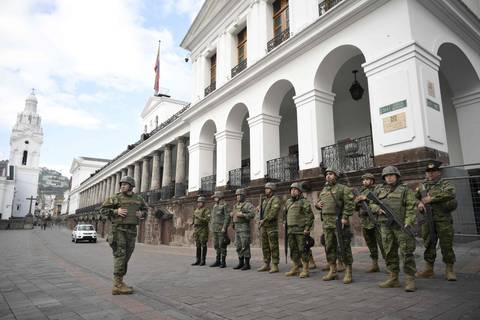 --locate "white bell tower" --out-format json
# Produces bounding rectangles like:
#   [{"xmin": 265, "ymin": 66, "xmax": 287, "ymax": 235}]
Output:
[{"xmin": 9, "ymin": 90, "xmax": 44, "ymax": 217}]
